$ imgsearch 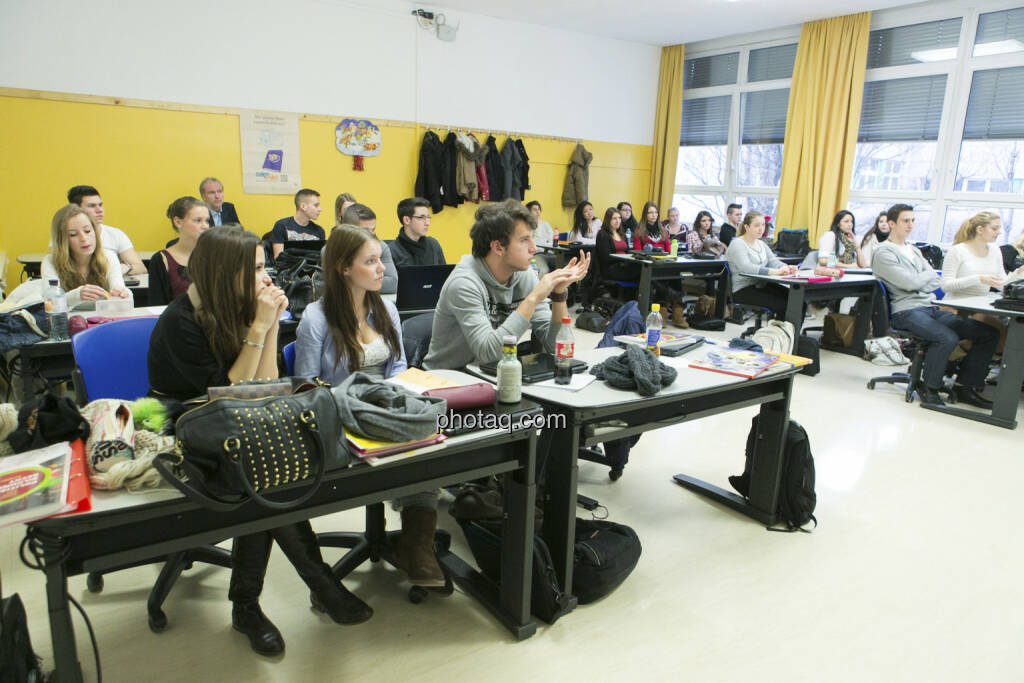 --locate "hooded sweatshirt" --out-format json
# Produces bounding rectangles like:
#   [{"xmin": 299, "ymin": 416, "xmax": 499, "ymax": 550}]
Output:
[
  {"xmin": 871, "ymin": 241, "xmax": 942, "ymax": 315},
  {"xmin": 423, "ymin": 254, "xmax": 562, "ymax": 370}
]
